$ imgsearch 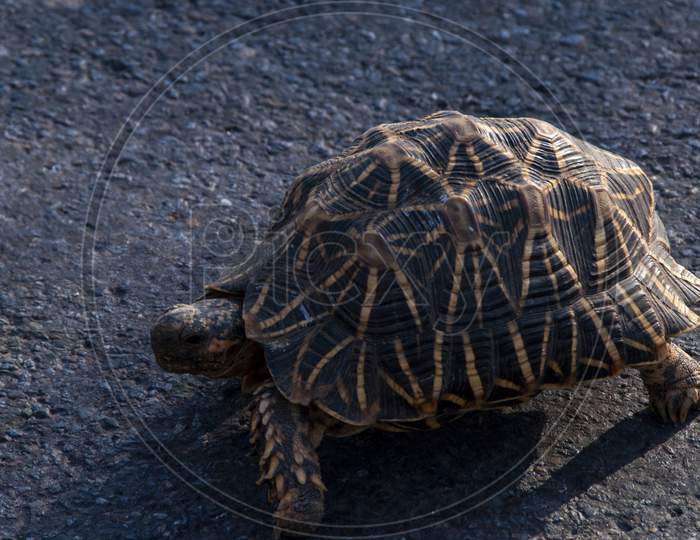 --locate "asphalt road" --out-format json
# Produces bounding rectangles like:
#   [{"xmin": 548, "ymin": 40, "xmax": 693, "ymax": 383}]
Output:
[{"xmin": 2, "ymin": 1, "xmax": 700, "ymax": 539}]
